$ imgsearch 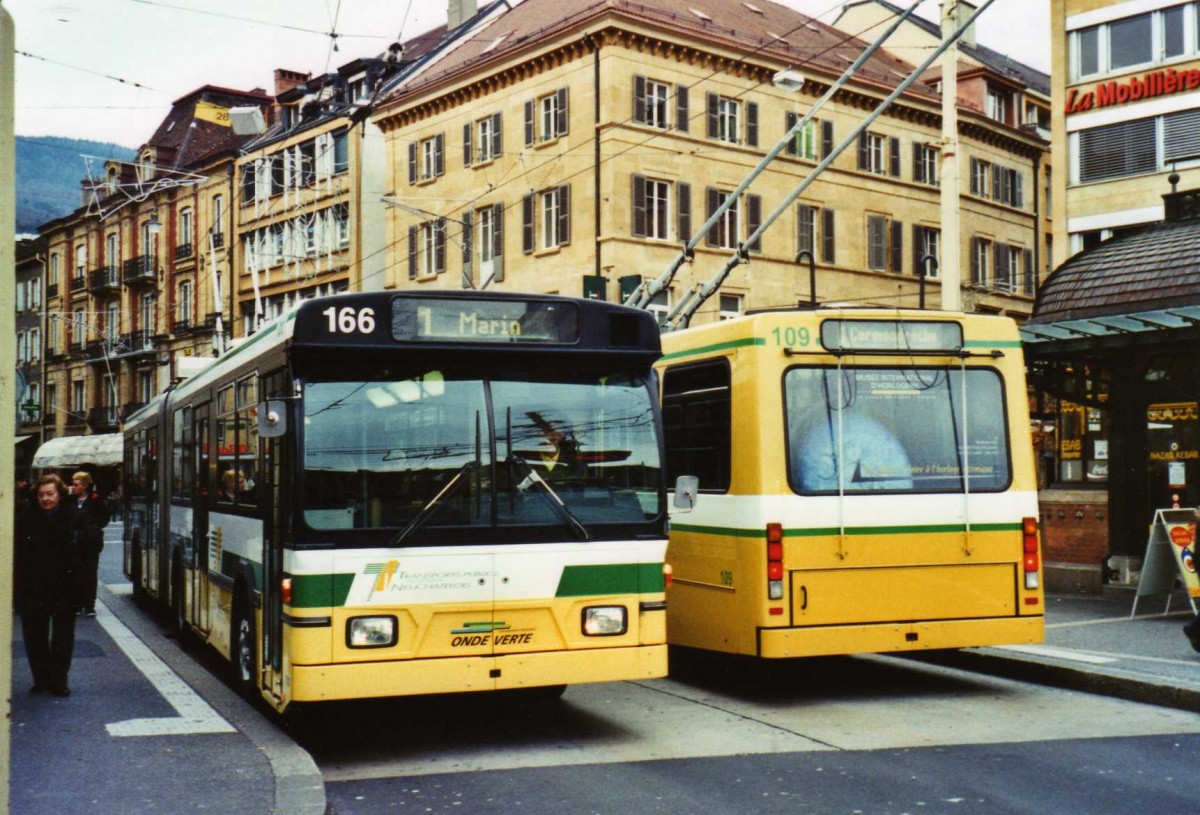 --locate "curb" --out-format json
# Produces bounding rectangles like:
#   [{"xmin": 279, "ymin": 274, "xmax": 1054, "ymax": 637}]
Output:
[
  {"xmin": 100, "ymin": 584, "xmax": 327, "ymax": 815},
  {"xmin": 909, "ymin": 647, "xmax": 1200, "ymax": 714}
]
